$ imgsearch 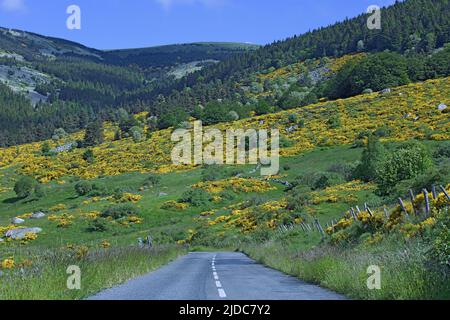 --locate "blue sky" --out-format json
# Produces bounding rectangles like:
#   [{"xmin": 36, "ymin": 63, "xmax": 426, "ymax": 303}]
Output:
[{"xmin": 0, "ymin": 0, "xmax": 396, "ymax": 50}]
